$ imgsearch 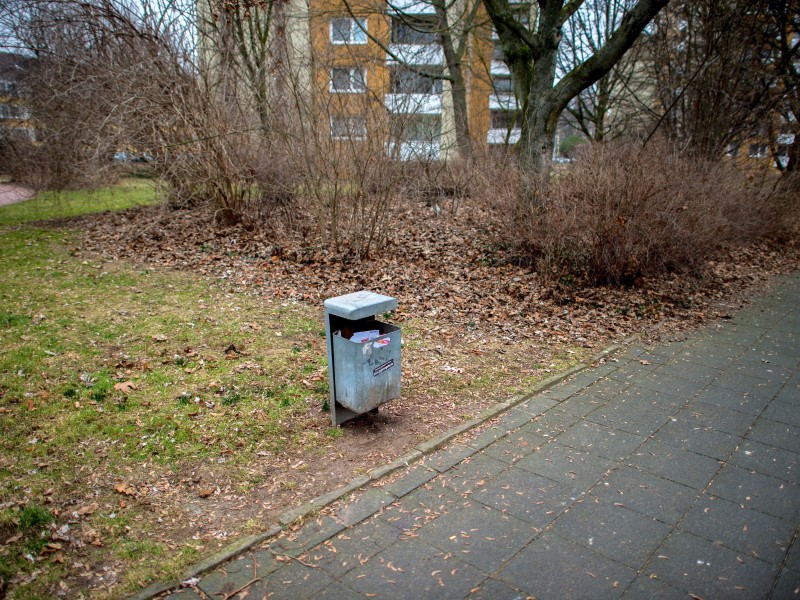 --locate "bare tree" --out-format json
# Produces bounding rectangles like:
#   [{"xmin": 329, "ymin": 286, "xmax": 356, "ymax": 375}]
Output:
[
  {"xmin": 649, "ymin": 0, "xmax": 799, "ymax": 168},
  {"xmin": 482, "ymin": 0, "xmax": 669, "ymax": 179},
  {"xmin": 559, "ymin": 0, "xmax": 656, "ymax": 141}
]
